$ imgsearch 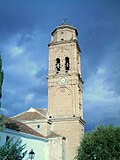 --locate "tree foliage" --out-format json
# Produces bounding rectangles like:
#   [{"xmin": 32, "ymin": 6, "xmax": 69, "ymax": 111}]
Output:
[
  {"xmin": 0, "ymin": 54, "xmax": 4, "ymax": 99},
  {"xmin": 0, "ymin": 115, "xmax": 4, "ymax": 131},
  {"xmin": 0, "ymin": 138, "xmax": 27, "ymax": 160},
  {"xmin": 76, "ymin": 125, "xmax": 120, "ymax": 160}
]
